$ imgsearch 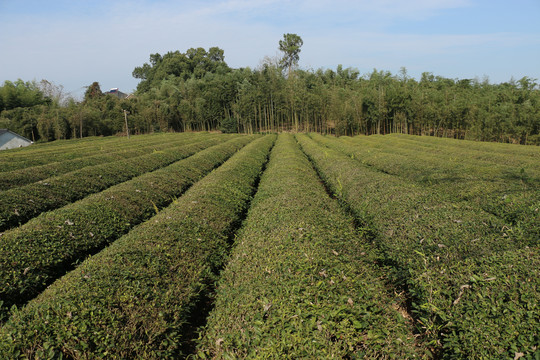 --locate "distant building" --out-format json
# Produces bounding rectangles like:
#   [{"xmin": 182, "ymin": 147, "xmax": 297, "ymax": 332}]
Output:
[
  {"xmin": 105, "ymin": 88, "xmax": 129, "ymax": 99},
  {"xmin": 0, "ymin": 129, "xmax": 33, "ymax": 150}
]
